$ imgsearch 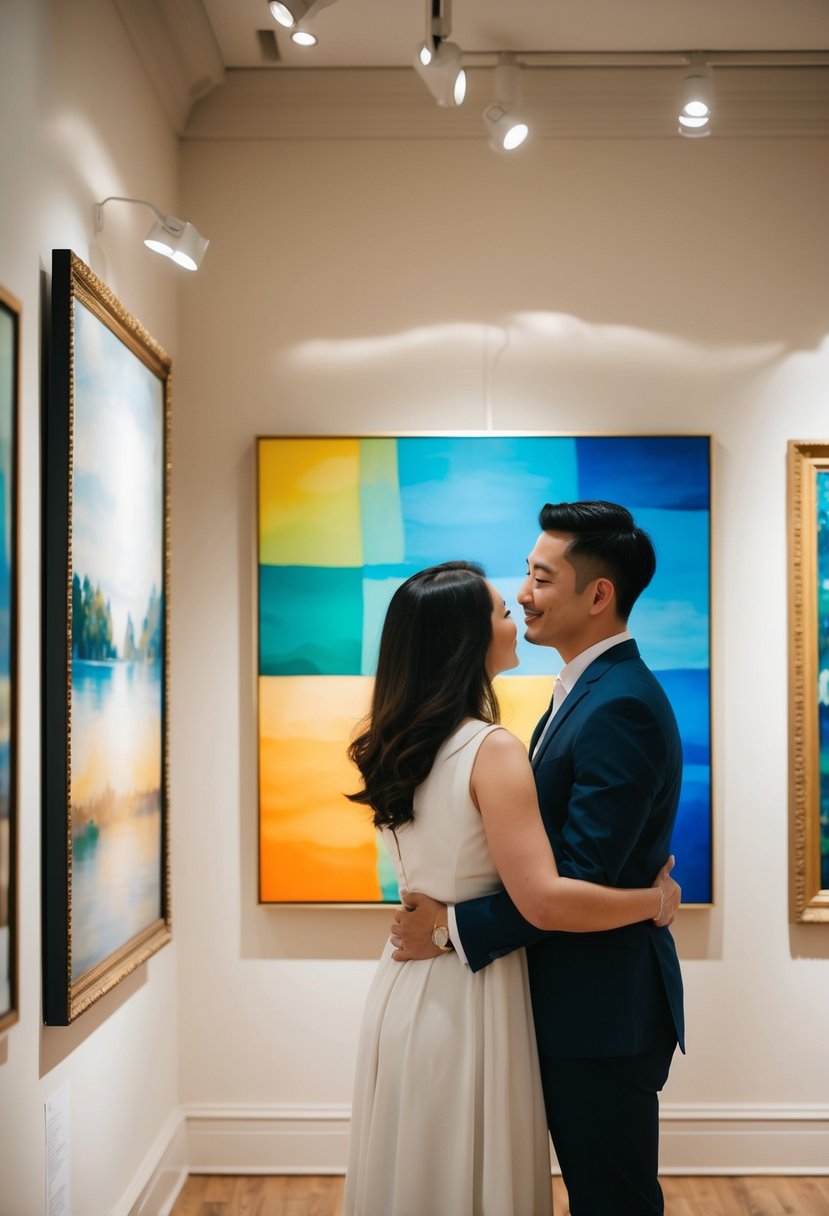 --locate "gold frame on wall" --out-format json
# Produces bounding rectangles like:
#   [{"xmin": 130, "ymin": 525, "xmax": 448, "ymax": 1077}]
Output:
[
  {"xmin": 788, "ymin": 440, "xmax": 829, "ymax": 922},
  {"xmin": 0, "ymin": 284, "xmax": 20, "ymax": 1034},
  {"xmin": 42, "ymin": 251, "xmax": 172, "ymax": 1022}
]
